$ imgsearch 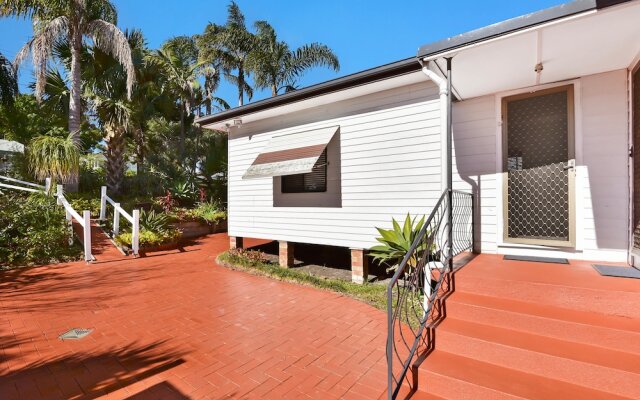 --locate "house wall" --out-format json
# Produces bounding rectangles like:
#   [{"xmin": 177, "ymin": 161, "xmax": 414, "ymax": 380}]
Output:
[
  {"xmin": 227, "ymin": 80, "xmax": 442, "ymax": 249},
  {"xmin": 452, "ymin": 69, "xmax": 630, "ymax": 261}
]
